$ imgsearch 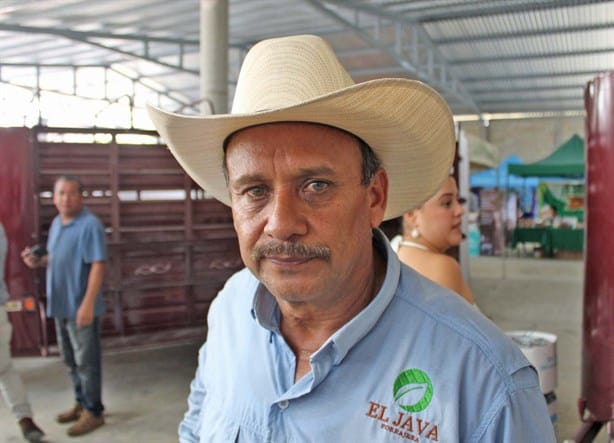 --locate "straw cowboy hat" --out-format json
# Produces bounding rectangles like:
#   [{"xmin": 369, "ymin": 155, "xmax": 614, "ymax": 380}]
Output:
[{"xmin": 148, "ymin": 34, "xmax": 455, "ymax": 220}]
